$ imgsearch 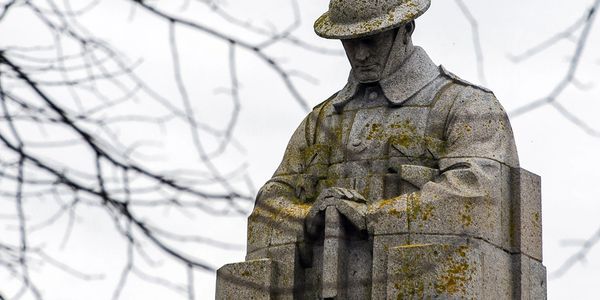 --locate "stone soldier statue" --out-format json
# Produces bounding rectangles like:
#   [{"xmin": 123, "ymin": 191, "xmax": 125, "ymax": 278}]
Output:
[{"xmin": 217, "ymin": 0, "xmax": 547, "ymax": 299}]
